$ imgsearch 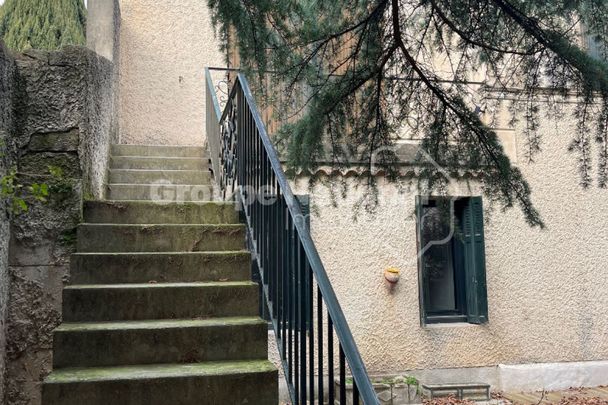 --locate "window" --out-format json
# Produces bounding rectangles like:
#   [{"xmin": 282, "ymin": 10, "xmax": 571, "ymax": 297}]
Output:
[
  {"xmin": 582, "ymin": 23, "xmax": 608, "ymax": 61},
  {"xmin": 586, "ymin": 34, "xmax": 607, "ymax": 61},
  {"xmin": 416, "ymin": 197, "xmax": 488, "ymax": 325}
]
